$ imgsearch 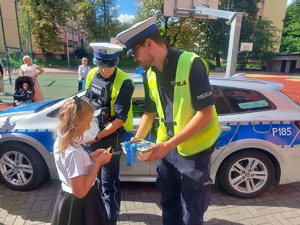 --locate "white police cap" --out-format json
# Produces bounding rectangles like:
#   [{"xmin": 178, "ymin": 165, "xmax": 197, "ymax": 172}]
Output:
[
  {"xmin": 116, "ymin": 17, "xmax": 158, "ymax": 51},
  {"xmin": 90, "ymin": 42, "xmax": 123, "ymax": 67}
]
